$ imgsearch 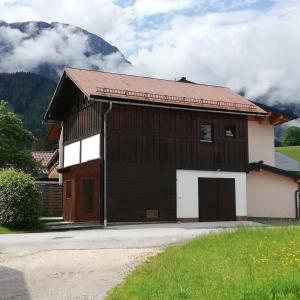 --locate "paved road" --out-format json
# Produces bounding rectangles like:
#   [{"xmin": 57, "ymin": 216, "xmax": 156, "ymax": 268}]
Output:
[{"xmin": 0, "ymin": 221, "xmax": 259, "ymax": 299}]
